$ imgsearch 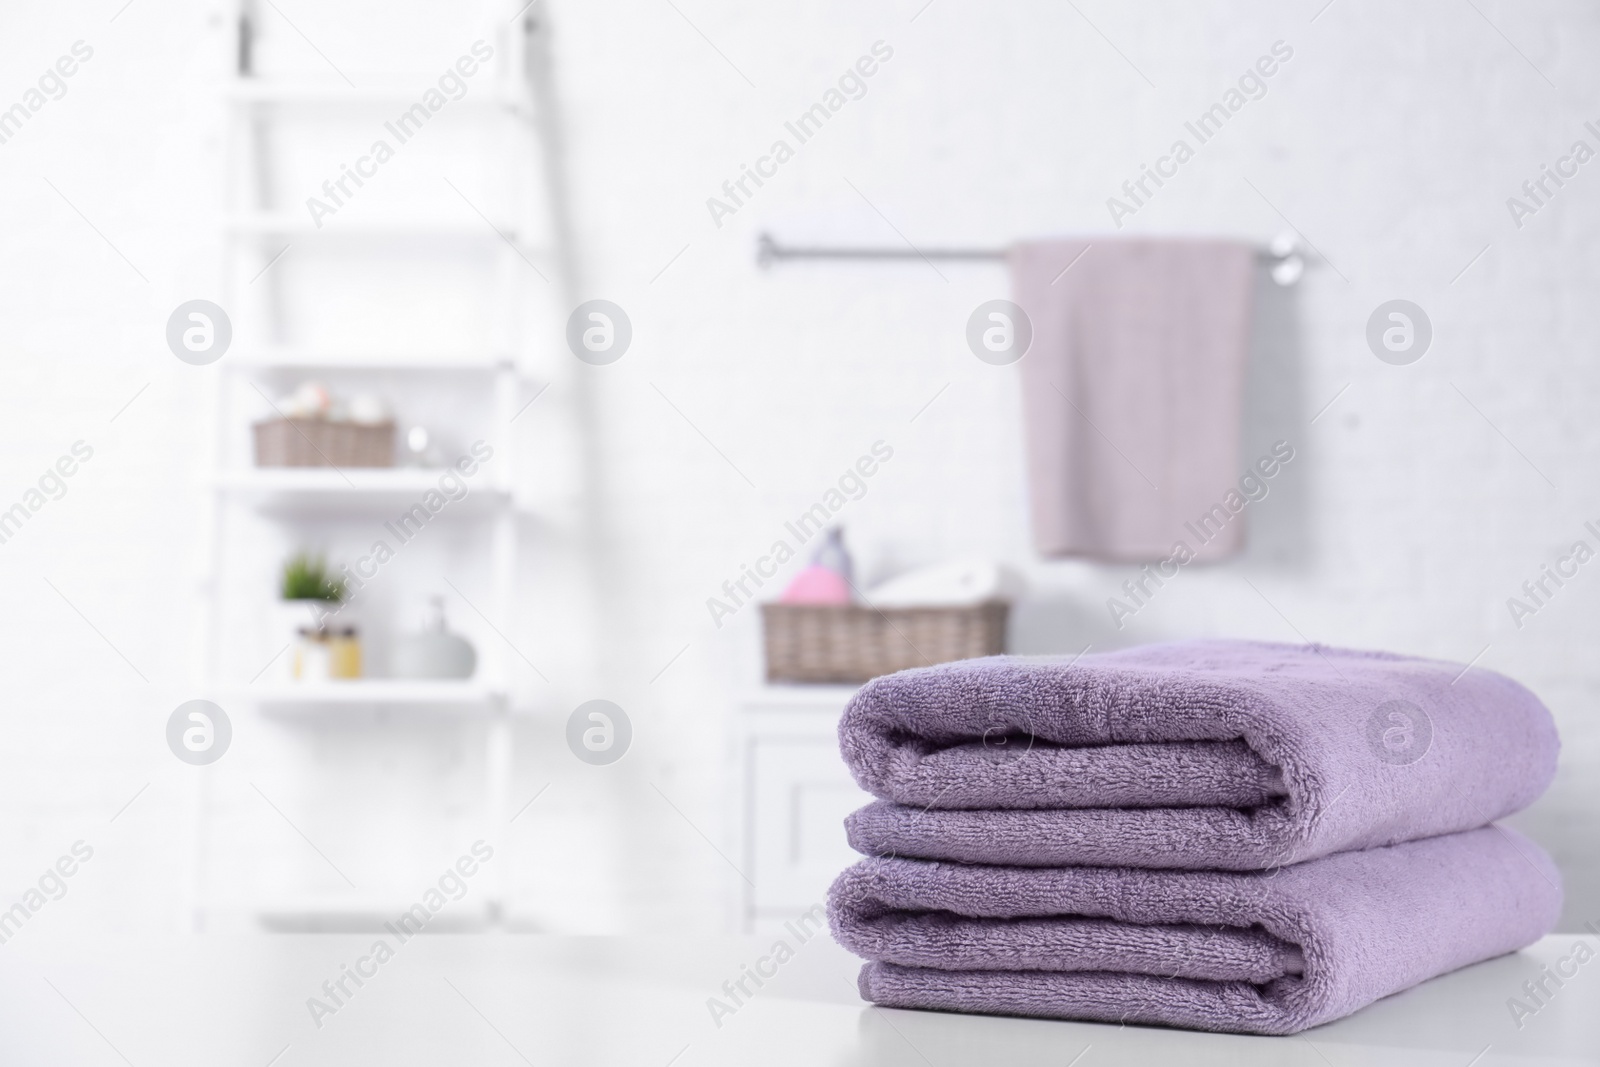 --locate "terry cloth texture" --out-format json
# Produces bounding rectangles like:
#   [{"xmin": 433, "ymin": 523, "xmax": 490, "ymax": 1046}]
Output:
[
  {"xmin": 840, "ymin": 640, "xmax": 1558, "ymax": 870},
  {"xmin": 830, "ymin": 827, "xmax": 1562, "ymax": 1035}
]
